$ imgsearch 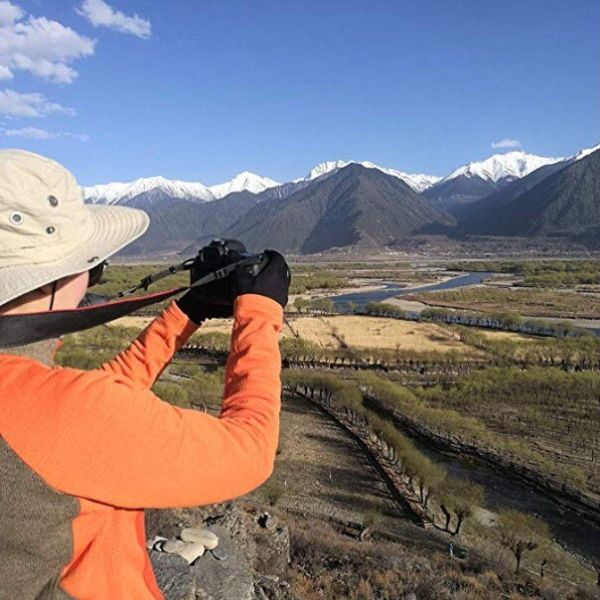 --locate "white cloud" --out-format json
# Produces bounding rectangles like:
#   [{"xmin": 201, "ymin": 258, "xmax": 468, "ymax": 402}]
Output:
[
  {"xmin": 0, "ymin": 89, "xmax": 75, "ymax": 117},
  {"xmin": 76, "ymin": 0, "xmax": 151, "ymax": 39},
  {"xmin": 0, "ymin": 64, "xmax": 12, "ymax": 79},
  {"xmin": 491, "ymin": 138, "xmax": 522, "ymax": 149},
  {"xmin": 2, "ymin": 126, "xmax": 89, "ymax": 141},
  {"xmin": 0, "ymin": 3, "xmax": 95, "ymax": 84},
  {"xmin": 0, "ymin": 1, "xmax": 23, "ymax": 25}
]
